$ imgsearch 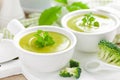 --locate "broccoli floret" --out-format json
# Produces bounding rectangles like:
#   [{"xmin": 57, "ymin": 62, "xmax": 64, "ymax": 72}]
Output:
[
  {"xmin": 70, "ymin": 59, "xmax": 80, "ymax": 68},
  {"xmin": 98, "ymin": 40, "xmax": 120, "ymax": 66},
  {"xmin": 59, "ymin": 59, "xmax": 81, "ymax": 79},
  {"xmin": 59, "ymin": 67, "xmax": 81, "ymax": 79},
  {"xmin": 59, "ymin": 69, "xmax": 72, "ymax": 77}
]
